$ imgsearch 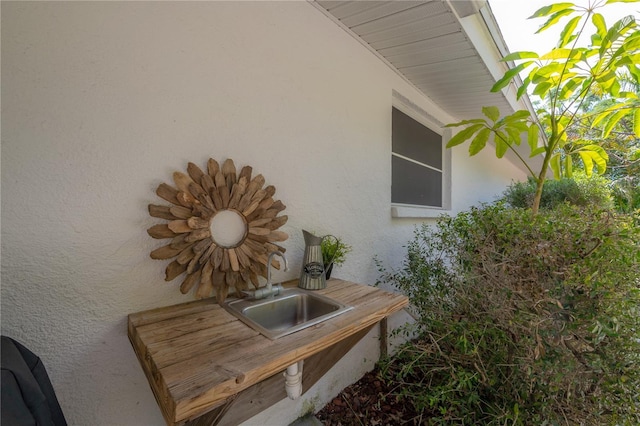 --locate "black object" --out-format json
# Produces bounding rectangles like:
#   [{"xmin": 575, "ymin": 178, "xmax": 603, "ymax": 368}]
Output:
[
  {"xmin": 324, "ymin": 263, "xmax": 333, "ymax": 280},
  {"xmin": 1, "ymin": 336, "xmax": 67, "ymax": 426}
]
